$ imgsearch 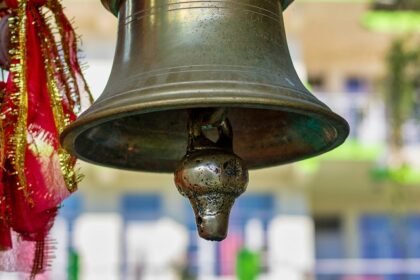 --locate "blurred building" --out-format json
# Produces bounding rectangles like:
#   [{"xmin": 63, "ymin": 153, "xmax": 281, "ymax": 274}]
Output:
[{"xmin": 2, "ymin": 1, "xmax": 418, "ymax": 280}]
